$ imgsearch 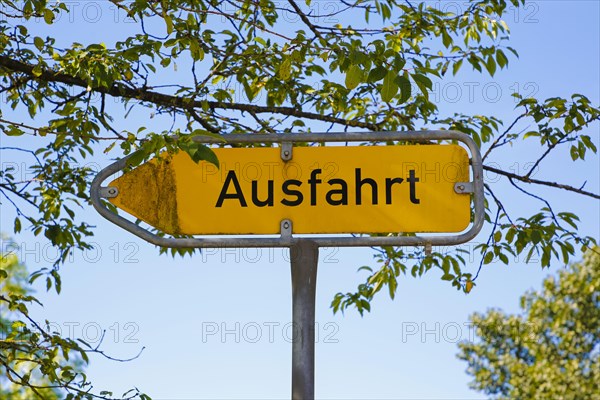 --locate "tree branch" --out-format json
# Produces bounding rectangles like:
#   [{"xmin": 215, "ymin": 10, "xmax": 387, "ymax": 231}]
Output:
[
  {"xmin": 187, "ymin": 108, "xmax": 220, "ymax": 133},
  {"xmin": 482, "ymin": 113, "xmax": 526, "ymax": 161},
  {"xmin": 525, "ymin": 135, "xmax": 569, "ymax": 178},
  {"xmin": 0, "ymin": 118, "xmax": 121, "ymax": 141},
  {"xmin": 484, "ymin": 183, "xmax": 515, "ymax": 226},
  {"xmin": 0, "ymin": 55, "xmax": 379, "ymax": 131},
  {"xmin": 483, "ymin": 164, "xmax": 600, "ymax": 200},
  {"xmin": 287, "ymin": 0, "xmax": 325, "ymax": 40}
]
